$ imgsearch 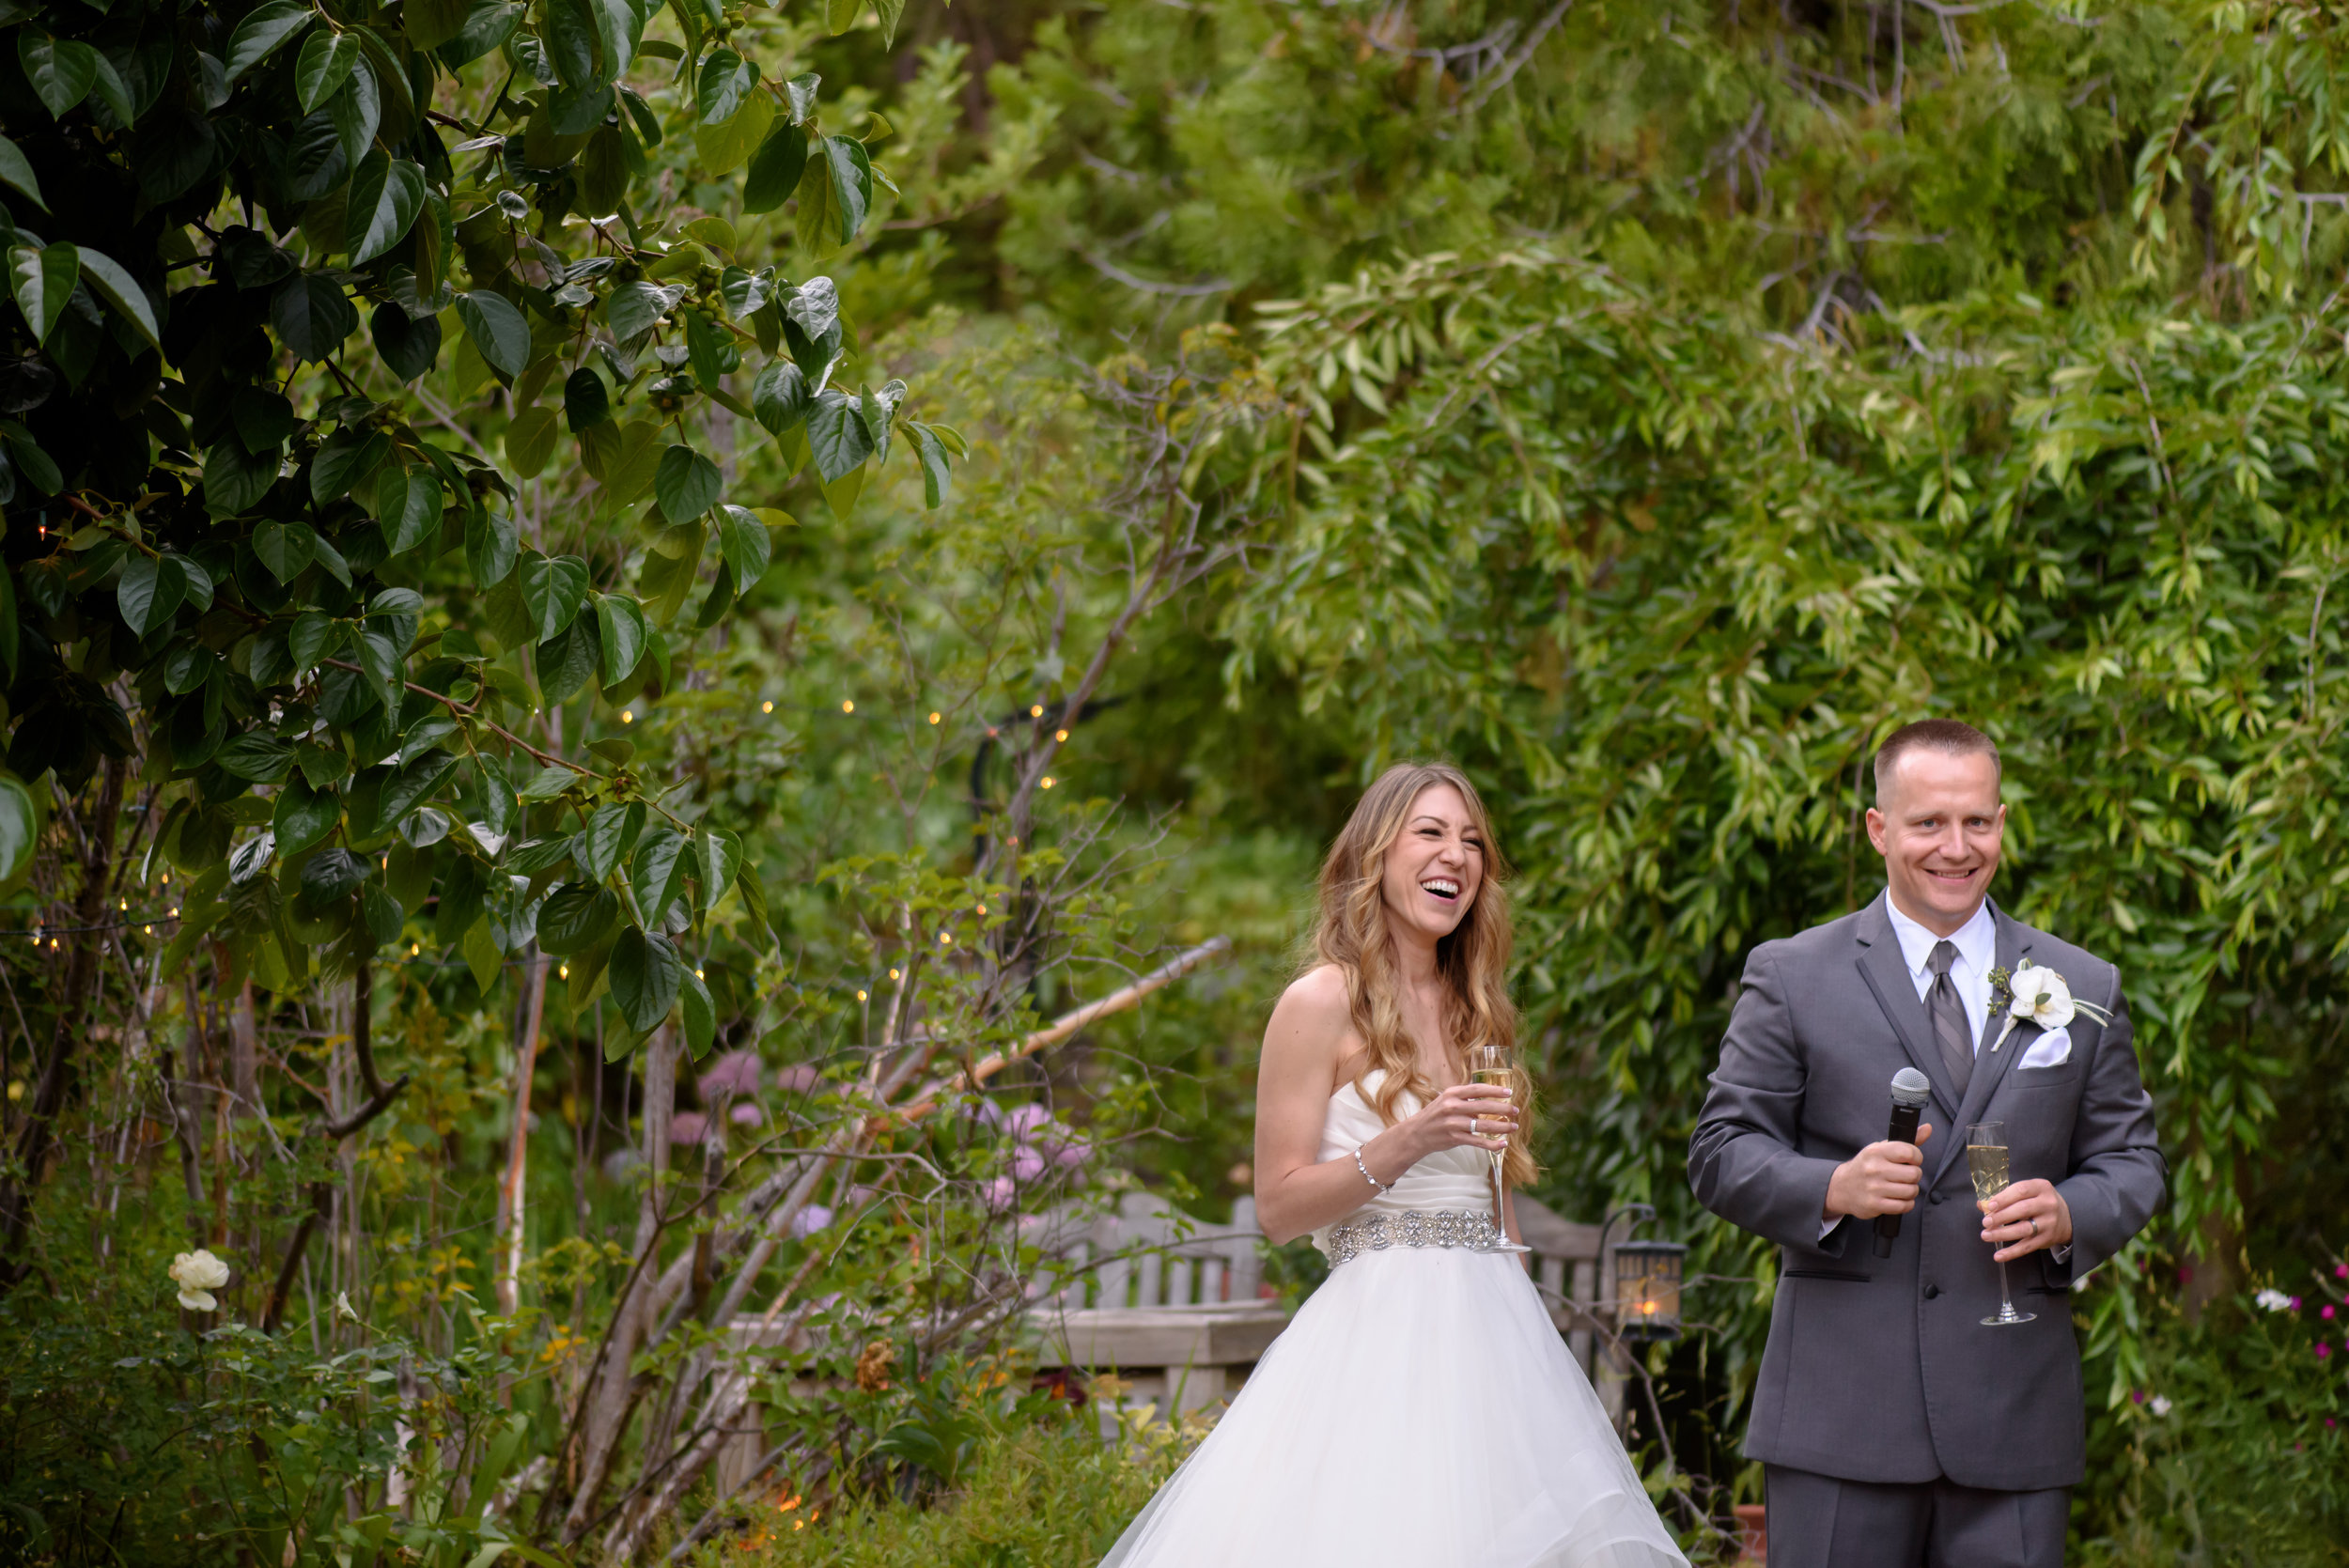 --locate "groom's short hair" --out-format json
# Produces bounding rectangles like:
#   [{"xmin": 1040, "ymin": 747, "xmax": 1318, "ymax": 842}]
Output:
[{"xmin": 1874, "ymin": 720, "xmax": 1999, "ymax": 804}]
